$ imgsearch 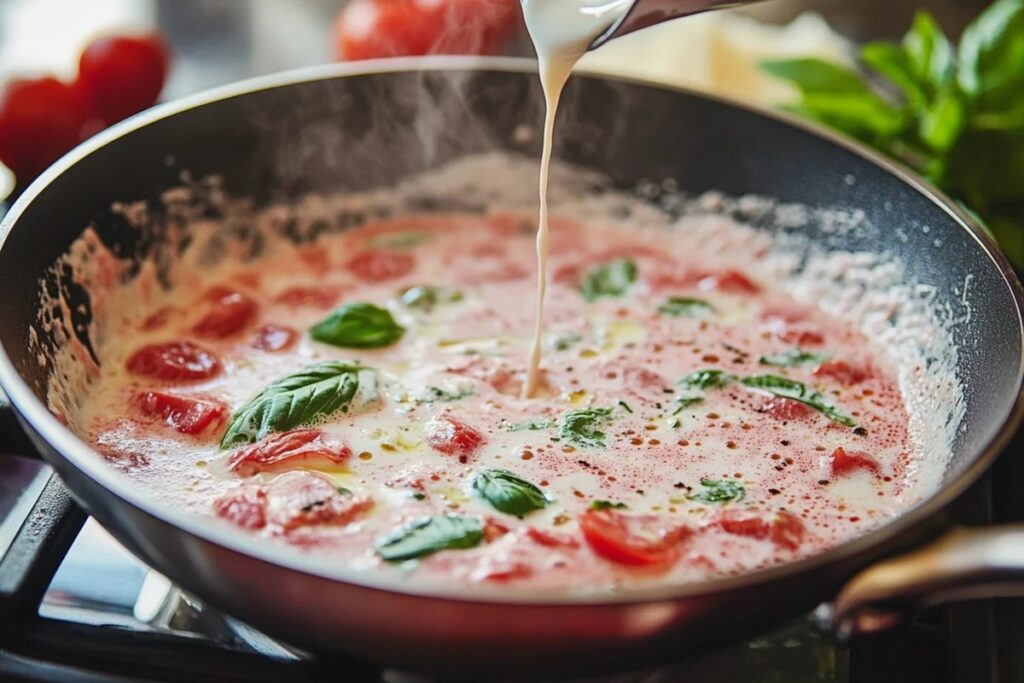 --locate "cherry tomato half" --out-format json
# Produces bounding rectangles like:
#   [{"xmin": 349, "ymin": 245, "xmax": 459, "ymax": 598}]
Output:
[
  {"xmin": 76, "ymin": 33, "xmax": 170, "ymax": 125},
  {"xmin": 0, "ymin": 77, "xmax": 87, "ymax": 181},
  {"xmin": 579, "ymin": 509, "xmax": 690, "ymax": 568}
]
